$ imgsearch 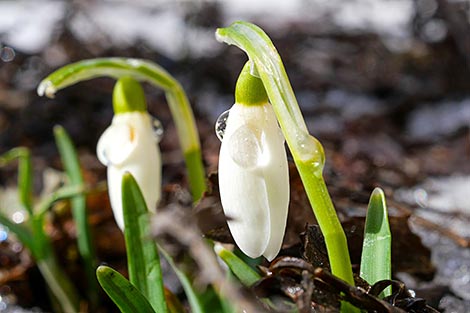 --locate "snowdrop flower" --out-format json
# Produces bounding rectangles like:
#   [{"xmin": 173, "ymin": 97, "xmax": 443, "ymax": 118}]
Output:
[
  {"xmin": 218, "ymin": 63, "xmax": 289, "ymax": 261},
  {"xmin": 97, "ymin": 77, "xmax": 161, "ymax": 230}
]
